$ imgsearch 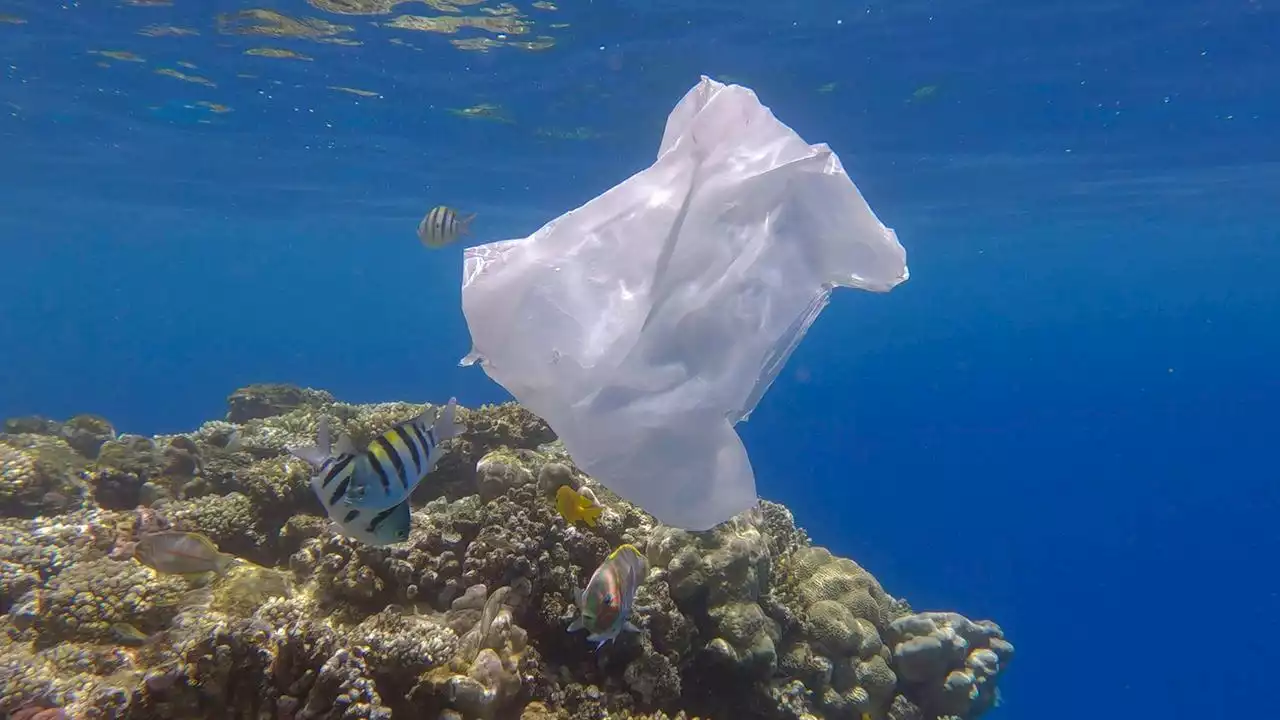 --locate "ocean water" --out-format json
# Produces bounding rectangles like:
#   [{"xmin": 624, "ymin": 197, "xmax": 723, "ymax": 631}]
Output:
[{"xmin": 2, "ymin": 0, "xmax": 1277, "ymax": 718}]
